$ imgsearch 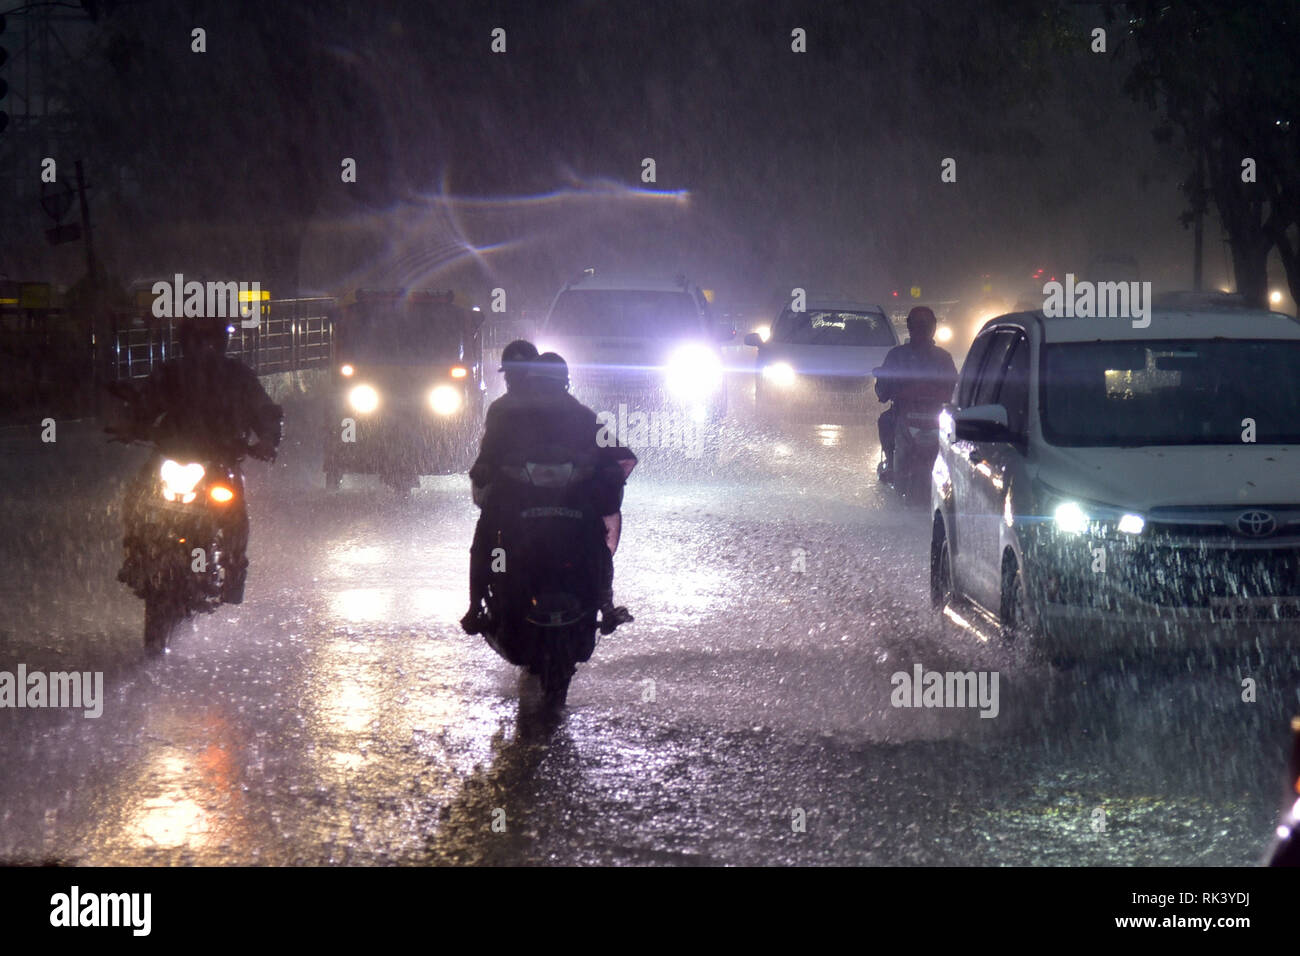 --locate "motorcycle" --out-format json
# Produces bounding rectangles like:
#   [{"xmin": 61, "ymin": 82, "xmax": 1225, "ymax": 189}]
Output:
[
  {"xmin": 876, "ymin": 402, "xmax": 941, "ymax": 505},
  {"xmin": 477, "ymin": 449, "xmax": 634, "ymax": 710},
  {"xmin": 106, "ymin": 382, "xmax": 276, "ymax": 654}
]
